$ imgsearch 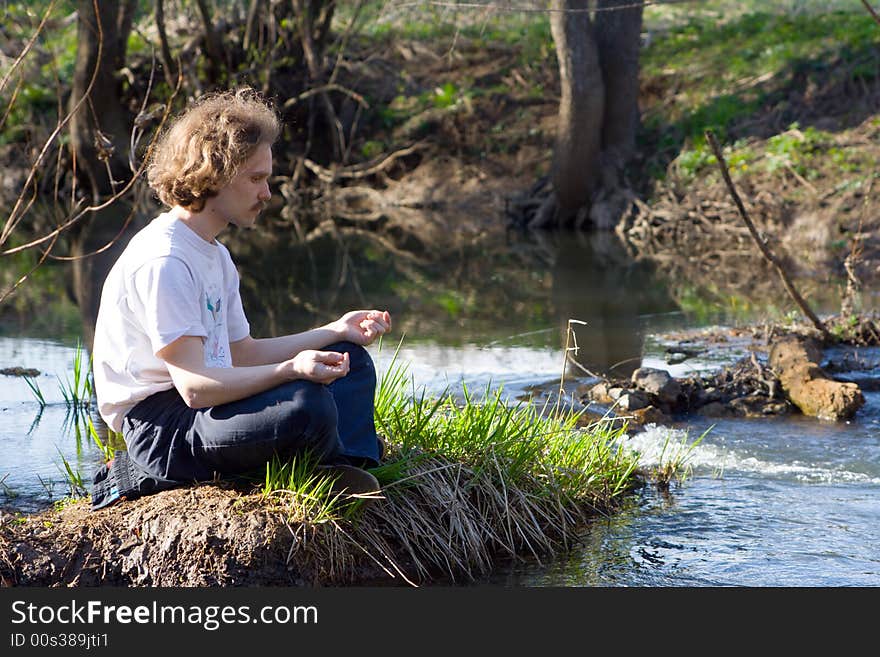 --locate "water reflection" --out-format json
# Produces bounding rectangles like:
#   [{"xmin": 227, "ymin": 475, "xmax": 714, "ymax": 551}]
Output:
[
  {"xmin": 11, "ymin": 199, "xmax": 679, "ymax": 371},
  {"xmin": 223, "ymin": 220, "xmax": 678, "ymax": 374},
  {"xmin": 545, "ymin": 230, "xmax": 678, "ymax": 378}
]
